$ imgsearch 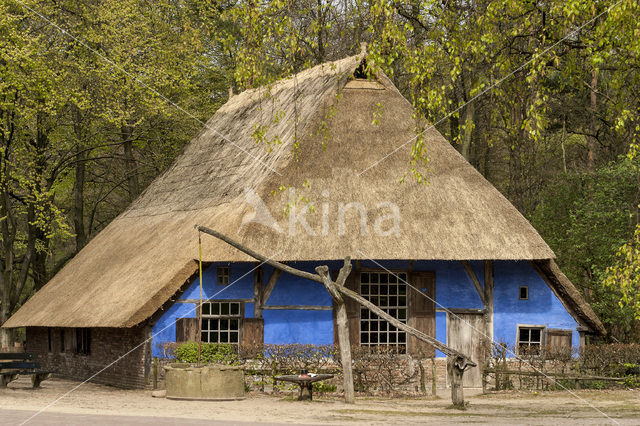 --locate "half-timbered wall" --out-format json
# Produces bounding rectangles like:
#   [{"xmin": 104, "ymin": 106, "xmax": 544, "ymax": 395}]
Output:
[{"xmin": 151, "ymin": 260, "xmax": 579, "ymax": 359}]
